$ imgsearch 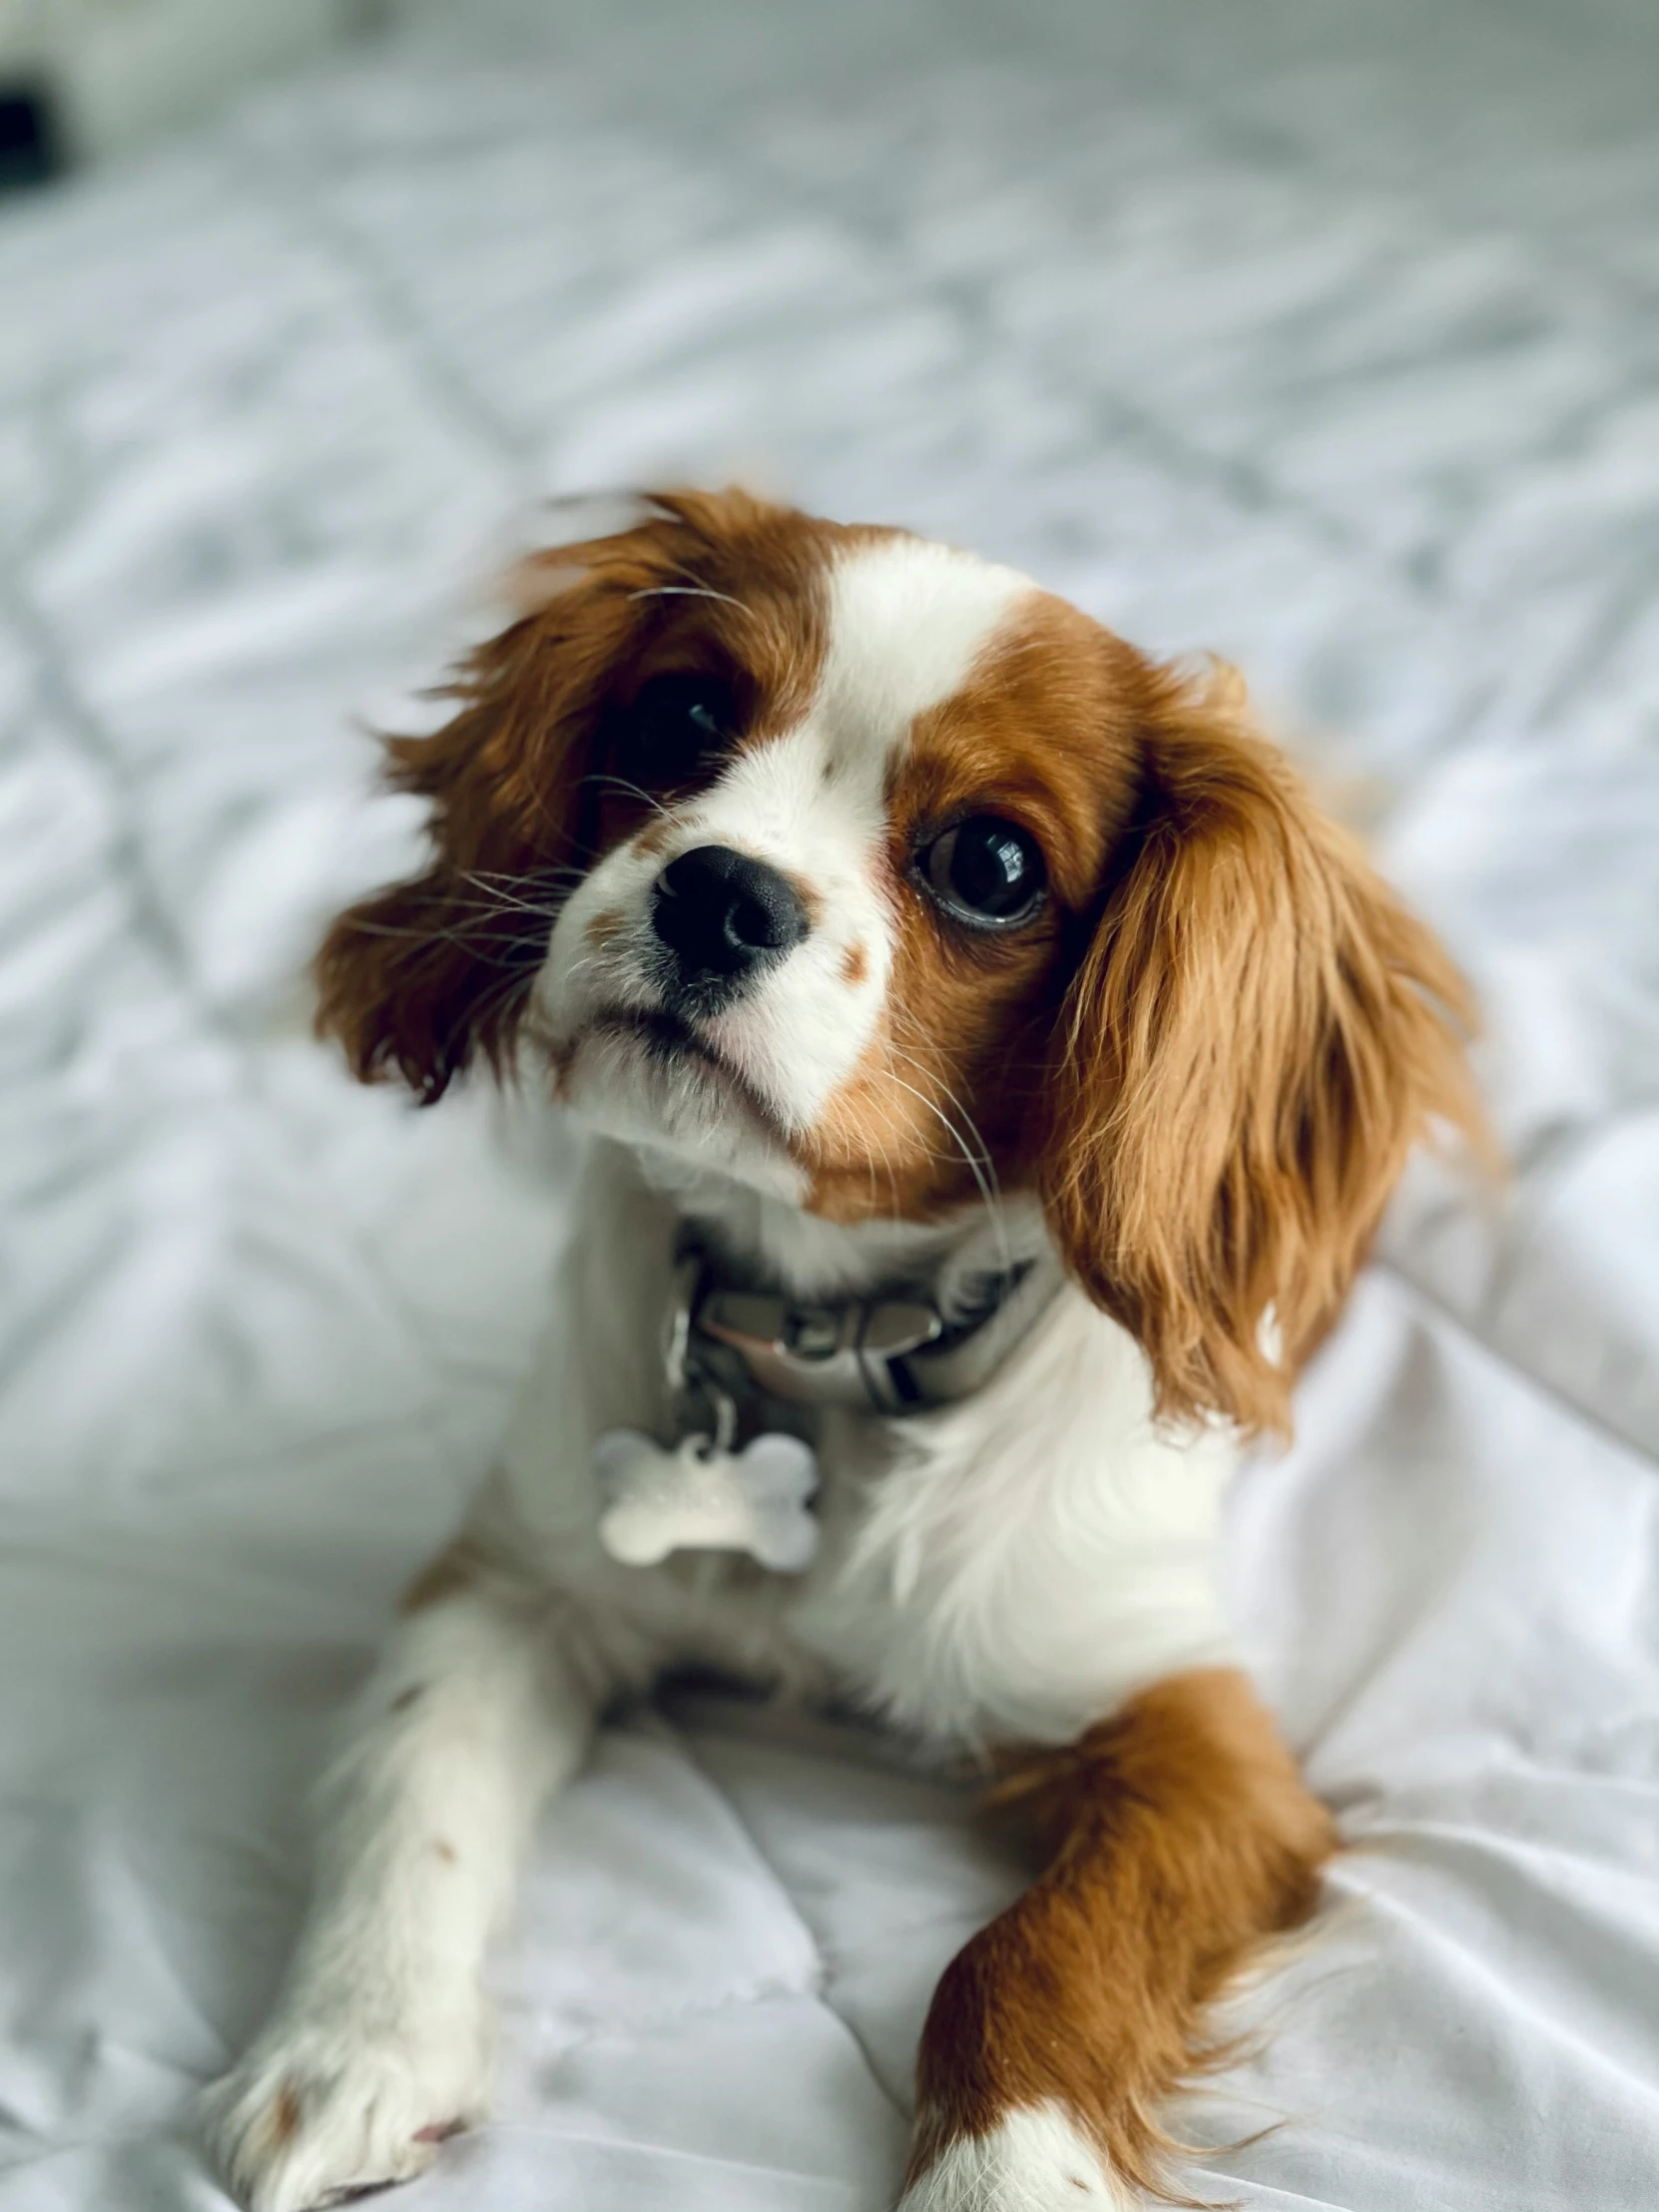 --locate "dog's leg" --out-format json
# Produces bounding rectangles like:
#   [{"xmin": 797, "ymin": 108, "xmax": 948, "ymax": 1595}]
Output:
[
  {"xmin": 202, "ymin": 1546, "xmax": 596, "ymax": 2212},
  {"xmin": 899, "ymin": 1668, "xmax": 1335, "ymax": 2210}
]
